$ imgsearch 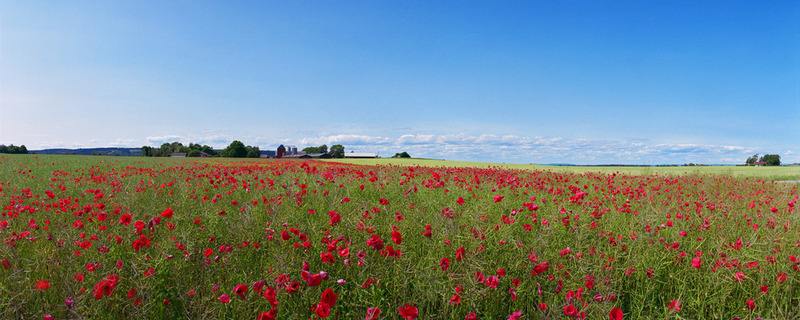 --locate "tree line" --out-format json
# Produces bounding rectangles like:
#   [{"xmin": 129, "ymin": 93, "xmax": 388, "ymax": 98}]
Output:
[
  {"xmin": 141, "ymin": 141, "xmax": 261, "ymax": 158},
  {"xmin": 302, "ymin": 144, "xmax": 346, "ymax": 158},
  {"xmin": 0, "ymin": 144, "xmax": 29, "ymax": 154},
  {"xmin": 745, "ymin": 154, "xmax": 781, "ymax": 166}
]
